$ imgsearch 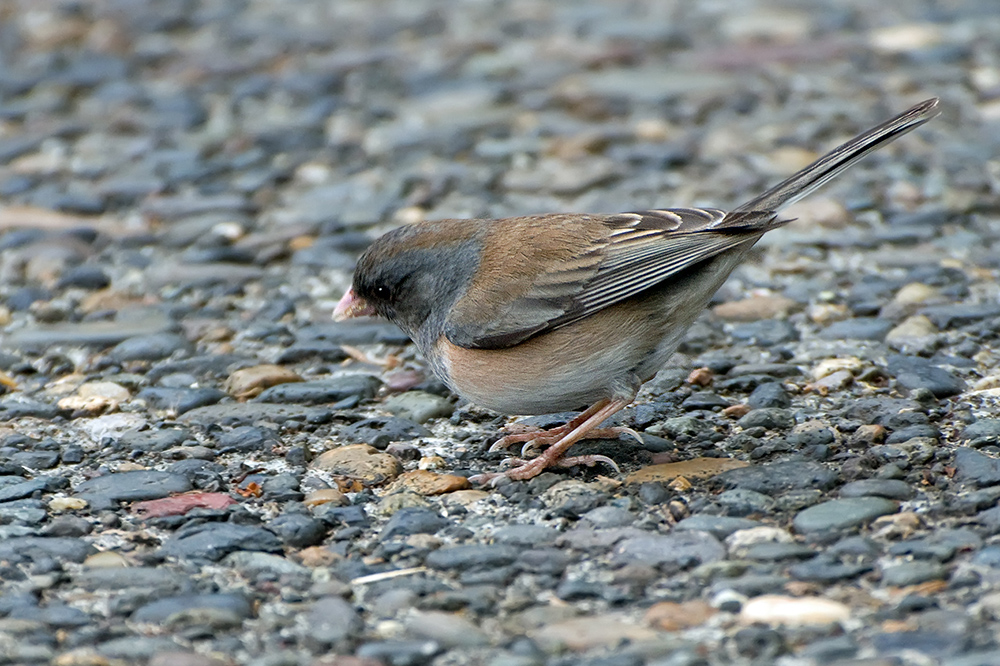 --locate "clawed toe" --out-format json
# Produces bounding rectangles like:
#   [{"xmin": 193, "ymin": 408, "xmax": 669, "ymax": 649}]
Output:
[{"xmin": 552, "ymin": 454, "xmax": 621, "ymax": 474}]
